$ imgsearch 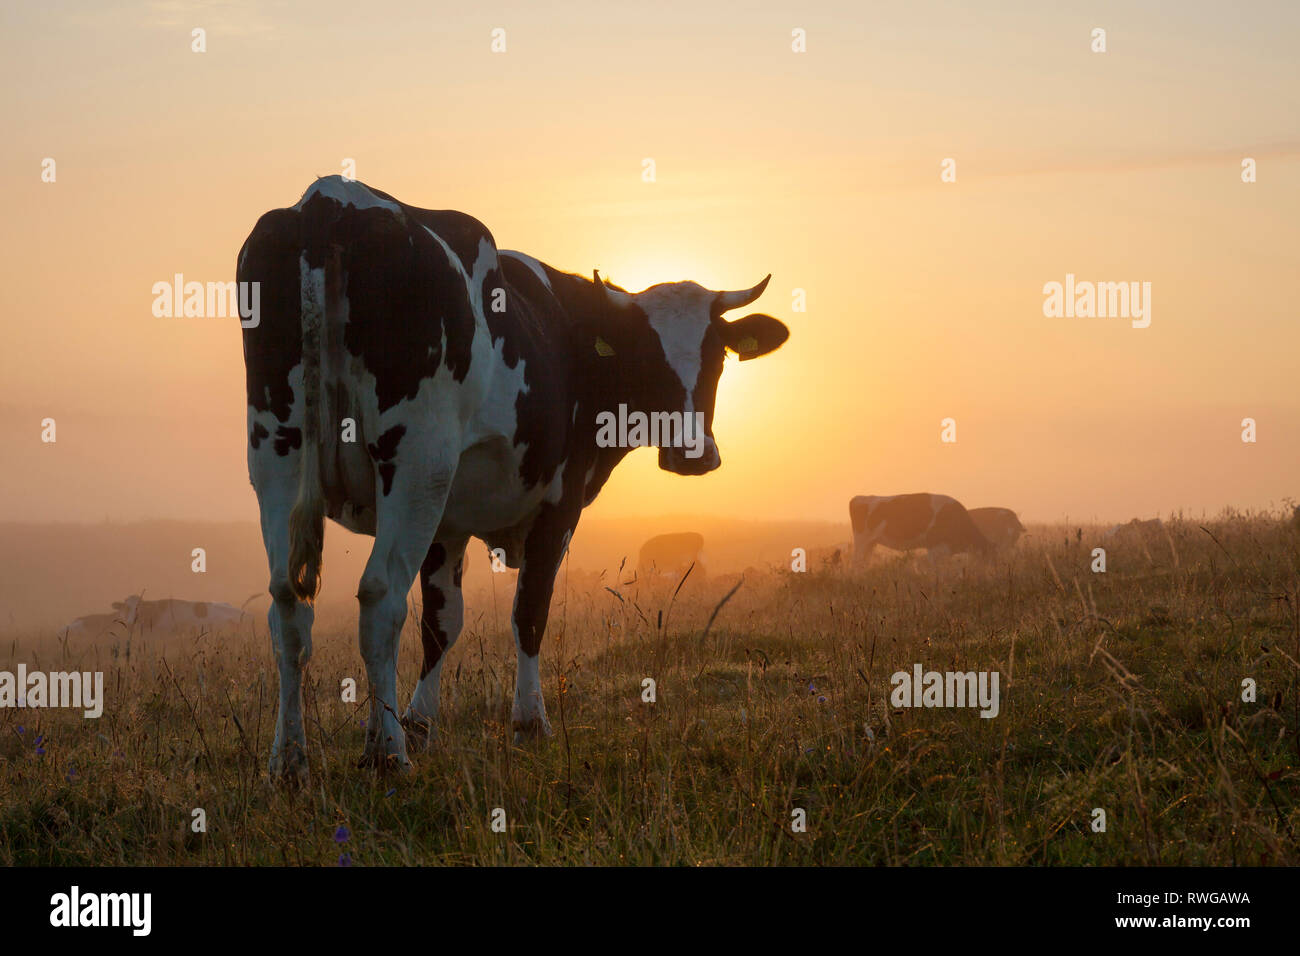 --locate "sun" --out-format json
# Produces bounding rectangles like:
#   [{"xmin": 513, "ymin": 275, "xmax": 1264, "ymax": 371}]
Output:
[{"xmin": 591, "ymin": 254, "xmax": 704, "ymax": 295}]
